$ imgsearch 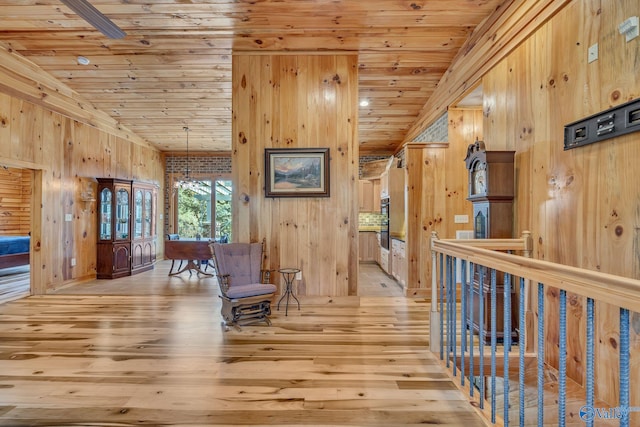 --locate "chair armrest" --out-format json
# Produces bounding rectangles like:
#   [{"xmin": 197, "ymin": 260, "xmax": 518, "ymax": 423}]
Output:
[
  {"xmin": 217, "ymin": 274, "xmax": 231, "ymax": 294},
  {"xmin": 261, "ymin": 269, "xmax": 271, "ymax": 284}
]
